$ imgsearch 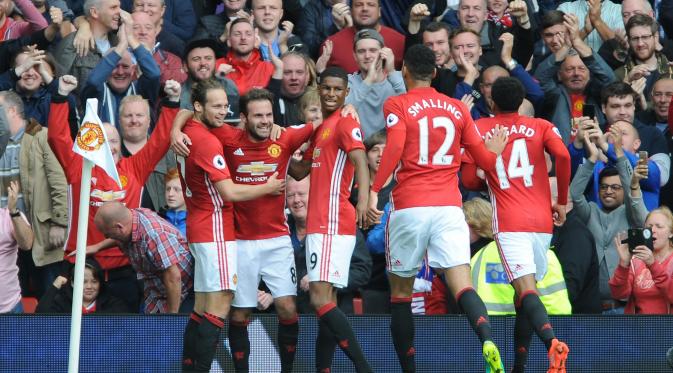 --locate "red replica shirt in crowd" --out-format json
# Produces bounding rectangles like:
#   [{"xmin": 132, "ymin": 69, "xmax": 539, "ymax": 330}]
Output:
[
  {"xmin": 474, "ymin": 113, "xmax": 571, "ymax": 234},
  {"xmin": 47, "ymin": 97, "xmax": 179, "ymax": 270},
  {"xmin": 211, "ymin": 123, "xmax": 313, "ymax": 240},
  {"xmin": 218, "ymin": 49, "xmax": 274, "ymax": 95},
  {"xmin": 371, "ymin": 86, "xmax": 497, "ymax": 210},
  {"xmin": 304, "ymin": 111, "xmax": 365, "ymax": 235},
  {"xmin": 322, "ymin": 26, "xmax": 405, "ymax": 73},
  {"xmin": 178, "ymin": 119, "xmax": 235, "ymax": 243}
]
